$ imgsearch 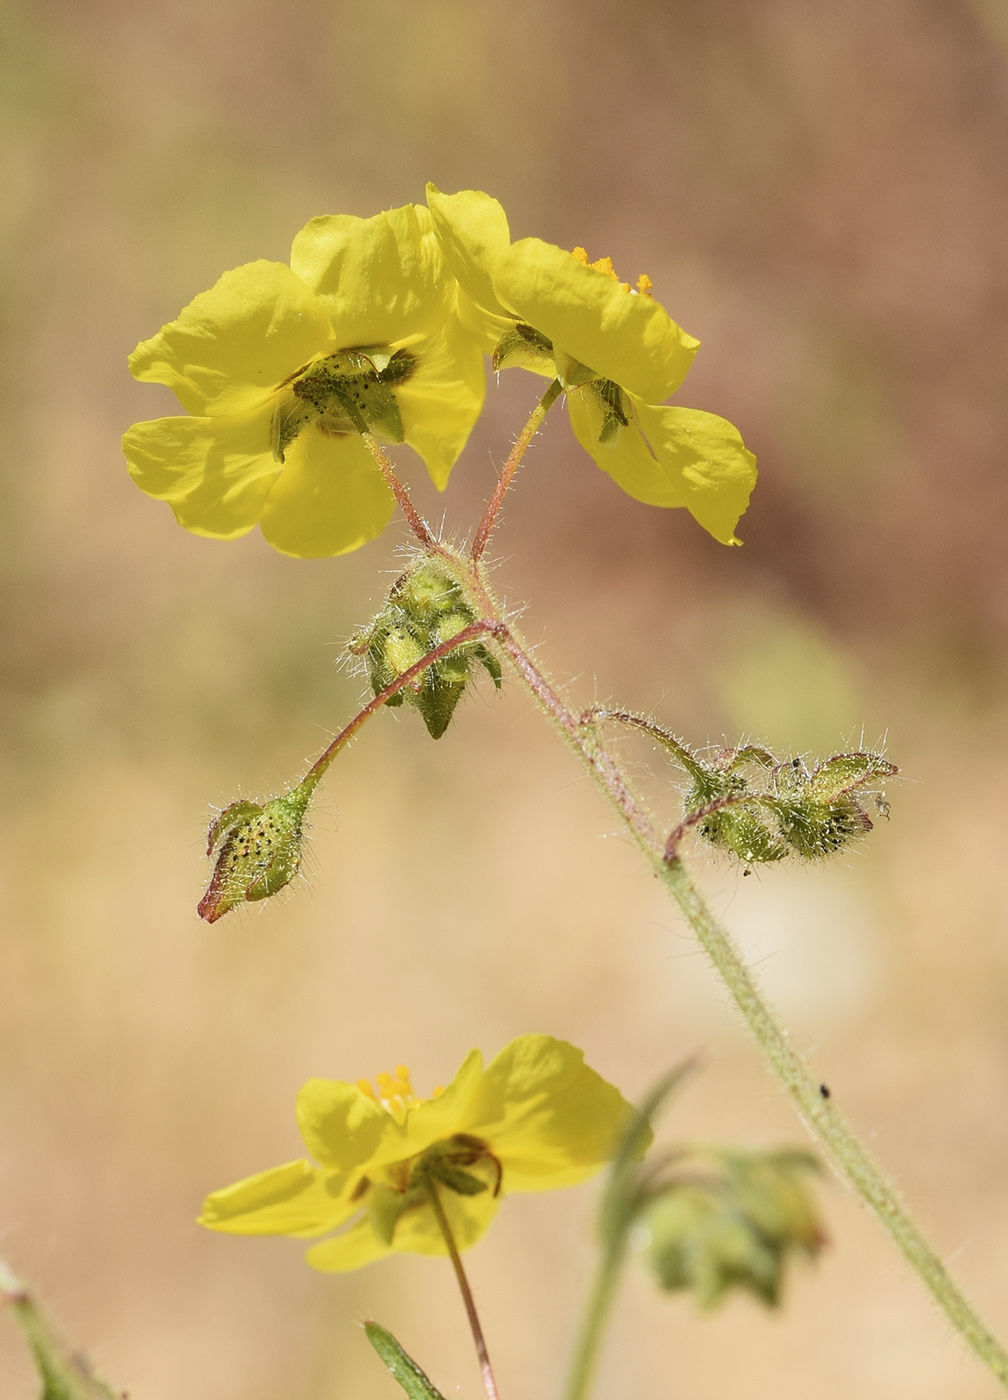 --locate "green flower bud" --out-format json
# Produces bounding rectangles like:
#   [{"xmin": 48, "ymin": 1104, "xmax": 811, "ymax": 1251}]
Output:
[
  {"xmin": 656, "ymin": 730, "xmax": 896, "ymax": 866},
  {"xmin": 197, "ymin": 782, "xmax": 313, "ymax": 923},
  {"xmin": 355, "ymin": 561, "xmax": 501, "ymax": 740},
  {"xmin": 636, "ymin": 1148, "xmax": 824, "ymax": 1309},
  {"xmin": 383, "ymin": 626, "xmax": 428, "ymax": 682}
]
